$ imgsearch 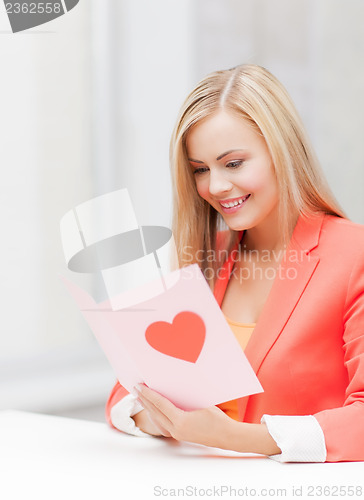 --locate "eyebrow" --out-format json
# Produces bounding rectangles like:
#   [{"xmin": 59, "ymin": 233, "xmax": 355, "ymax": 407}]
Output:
[{"xmin": 188, "ymin": 149, "xmax": 245, "ymax": 164}]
